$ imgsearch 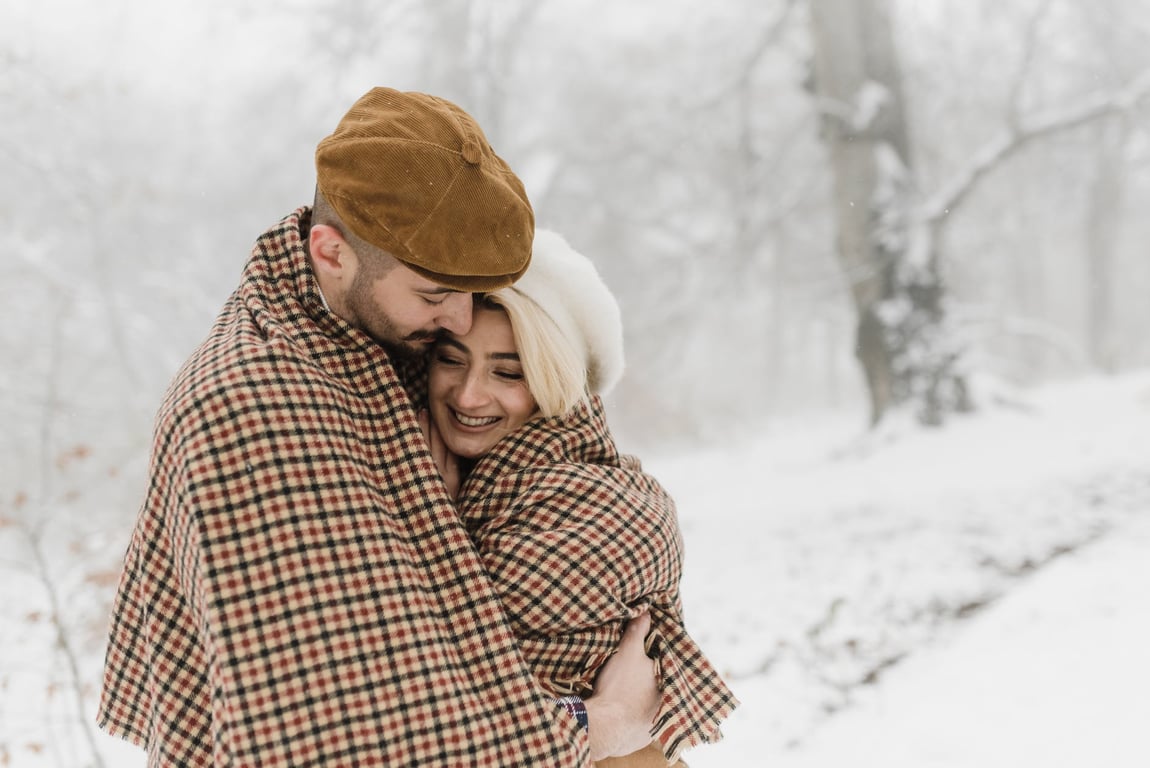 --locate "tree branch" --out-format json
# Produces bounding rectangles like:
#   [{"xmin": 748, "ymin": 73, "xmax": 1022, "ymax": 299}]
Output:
[
  {"xmin": 19, "ymin": 520, "xmax": 109, "ymax": 768},
  {"xmin": 1004, "ymin": 0, "xmax": 1056, "ymax": 129},
  {"xmin": 920, "ymin": 70, "xmax": 1150, "ymax": 225}
]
